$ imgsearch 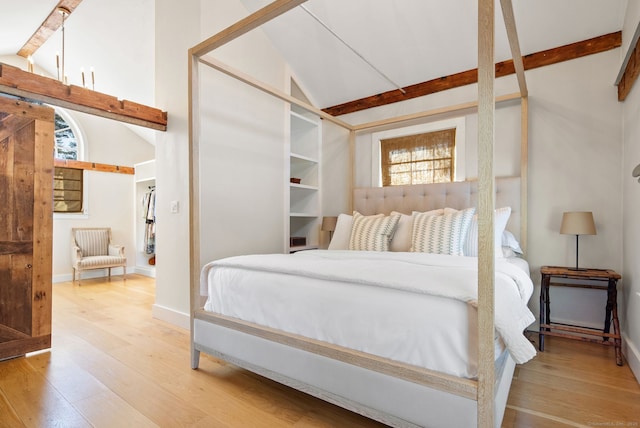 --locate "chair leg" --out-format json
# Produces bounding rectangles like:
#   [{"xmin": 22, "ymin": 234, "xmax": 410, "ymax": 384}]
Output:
[
  {"xmin": 108, "ymin": 267, "xmax": 111, "ymax": 281},
  {"xmin": 72, "ymin": 268, "xmax": 76, "ymax": 284},
  {"xmin": 122, "ymin": 265, "xmax": 127, "ymax": 282}
]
